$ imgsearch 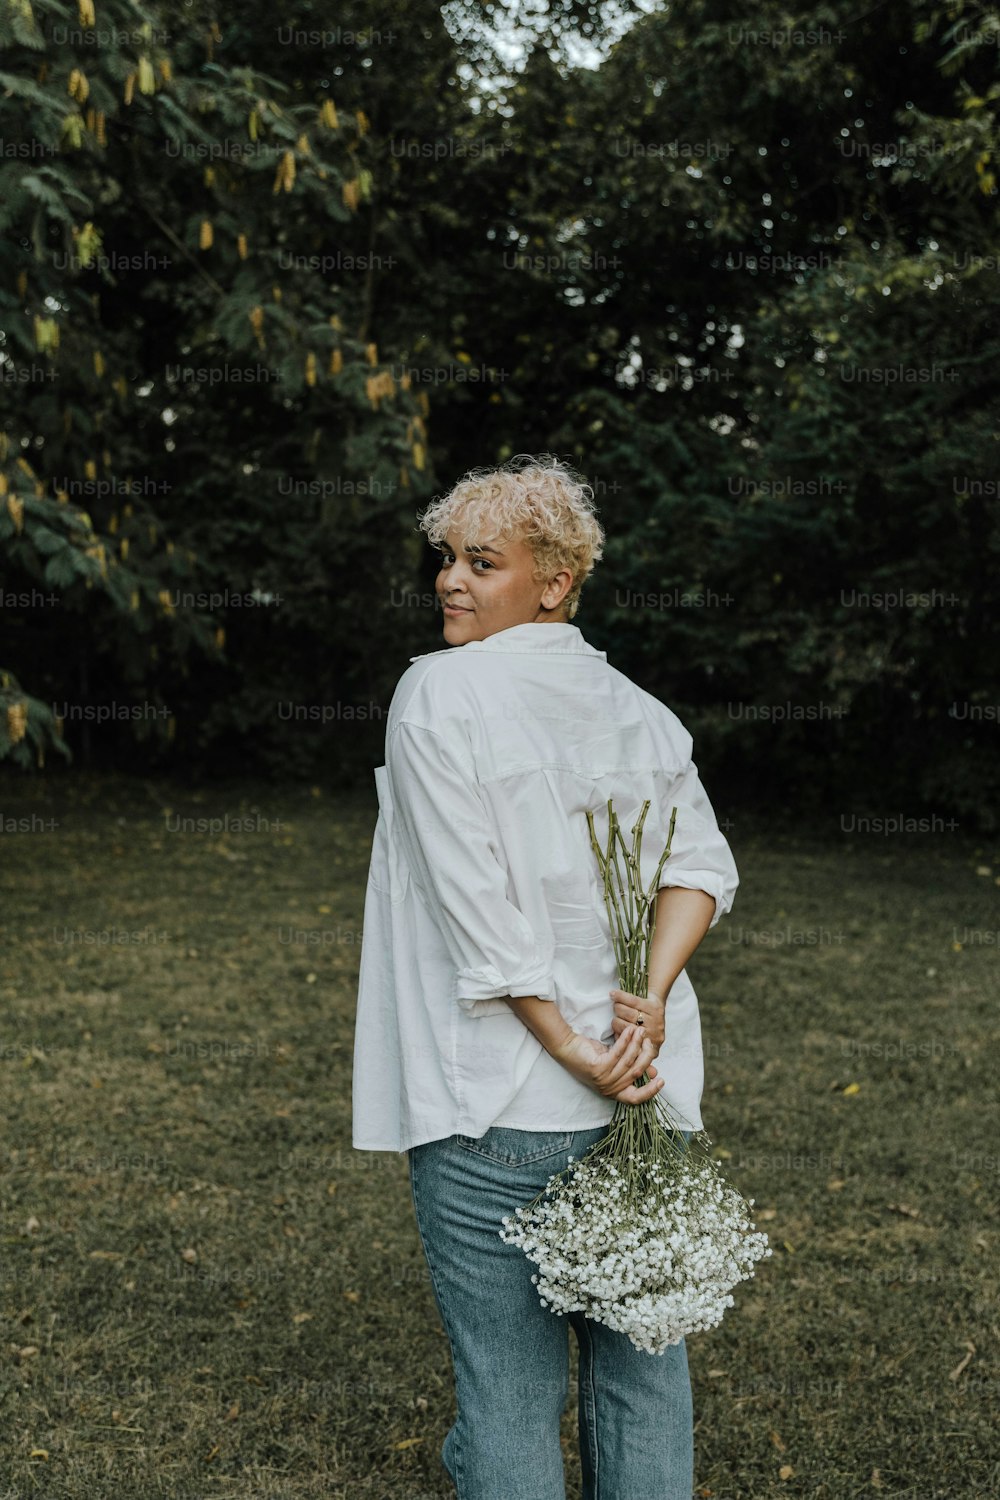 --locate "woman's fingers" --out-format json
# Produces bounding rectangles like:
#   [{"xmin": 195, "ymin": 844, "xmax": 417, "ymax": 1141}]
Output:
[
  {"xmin": 616, "ymin": 1072, "xmax": 664, "ymax": 1103},
  {"xmin": 600, "ymin": 1026, "xmax": 667, "ymax": 1104},
  {"xmin": 612, "ymin": 1004, "xmax": 664, "ymax": 1050},
  {"xmin": 612, "ymin": 1022, "xmax": 642, "ymax": 1053},
  {"xmin": 601, "ymin": 1025, "xmax": 638, "ymax": 1078},
  {"xmin": 606, "ymin": 1027, "xmax": 657, "ymax": 1087},
  {"xmin": 612, "ymin": 1023, "xmax": 646, "ymax": 1059},
  {"xmin": 632, "ymin": 1059, "xmax": 664, "ymax": 1096}
]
